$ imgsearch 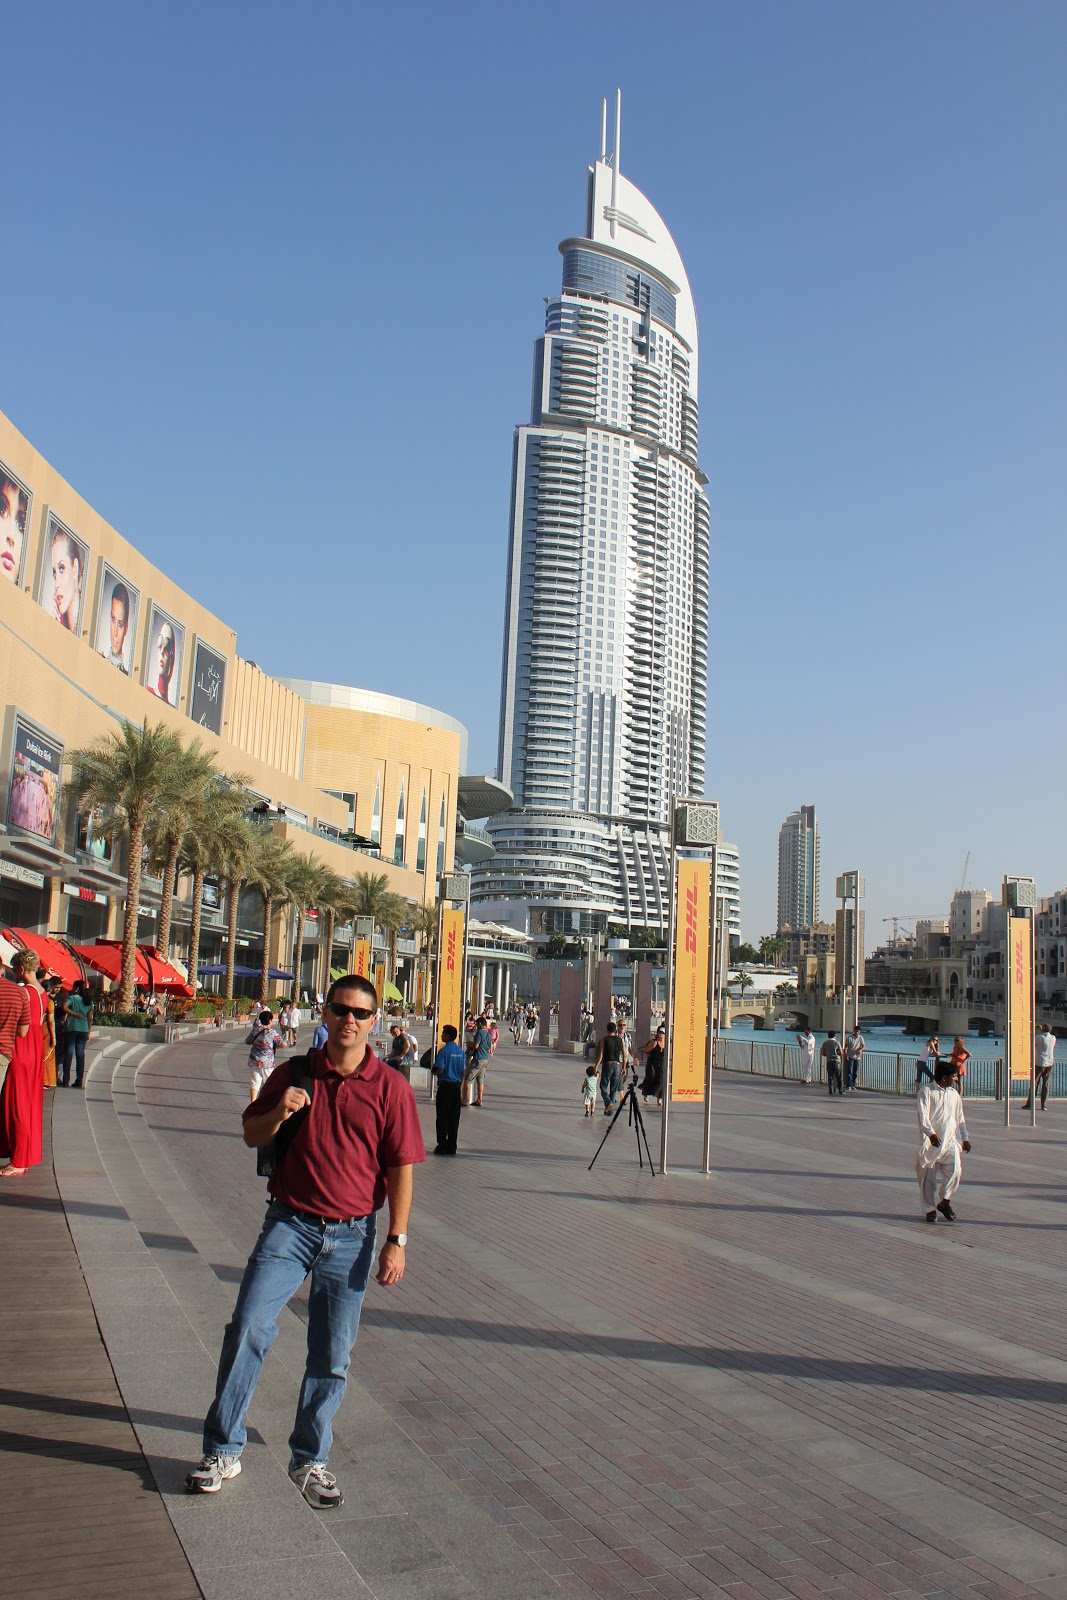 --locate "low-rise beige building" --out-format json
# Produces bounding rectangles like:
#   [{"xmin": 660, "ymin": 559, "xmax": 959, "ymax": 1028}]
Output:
[{"xmin": 0, "ymin": 408, "xmax": 487, "ymax": 997}]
